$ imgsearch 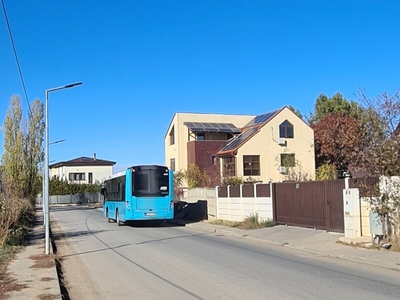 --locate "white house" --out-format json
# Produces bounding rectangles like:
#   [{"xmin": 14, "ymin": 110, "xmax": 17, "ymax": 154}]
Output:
[{"xmin": 49, "ymin": 154, "xmax": 116, "ymax": 184}]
